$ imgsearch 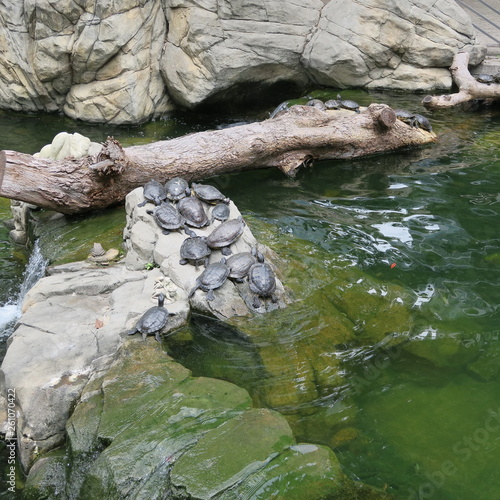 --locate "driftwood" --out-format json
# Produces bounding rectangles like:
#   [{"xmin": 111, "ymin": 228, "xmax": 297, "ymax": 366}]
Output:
[
  {"xmin": 0, "ymin": 104, "xmax": 435, "ymax": 215},
  {"xmin": 422, "ymin": 52, "xmax": 500, "ymax": 110}
]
